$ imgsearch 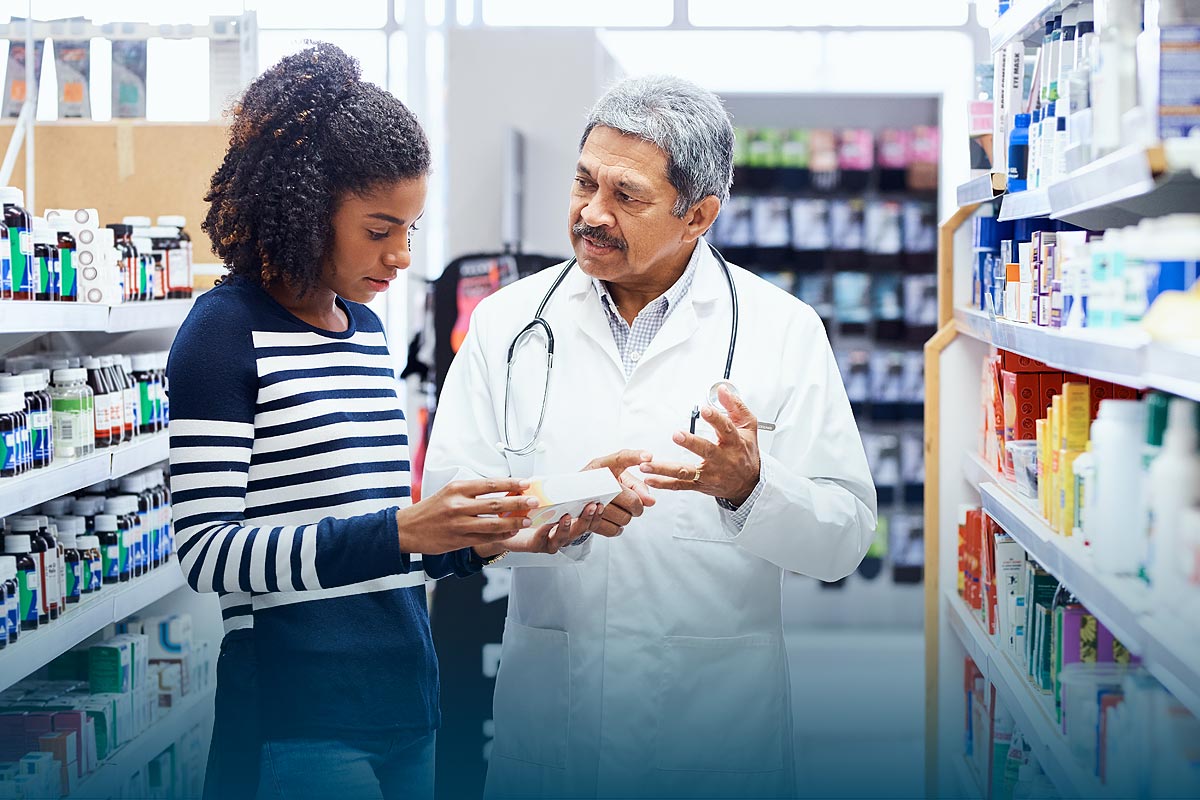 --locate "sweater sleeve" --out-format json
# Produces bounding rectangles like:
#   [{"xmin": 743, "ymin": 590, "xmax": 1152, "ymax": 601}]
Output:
[{"xmin": 167, "ymin": 294, "xmax": 410, "ymax": 595}]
